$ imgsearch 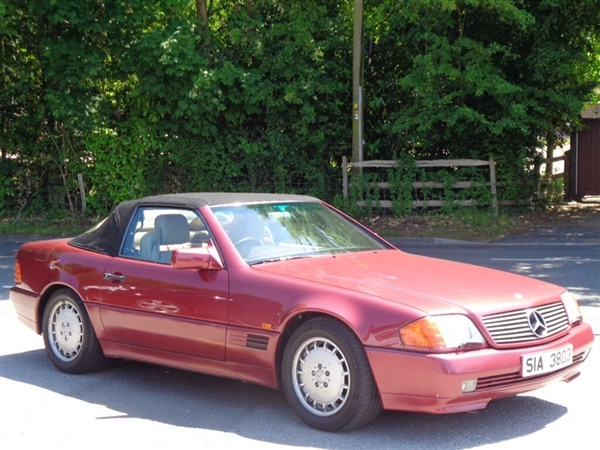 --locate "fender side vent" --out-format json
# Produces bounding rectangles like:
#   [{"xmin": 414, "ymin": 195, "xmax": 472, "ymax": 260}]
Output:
[{"xmin": 246, "ymin": 334, "xmax": 269, "ymax": 350}]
